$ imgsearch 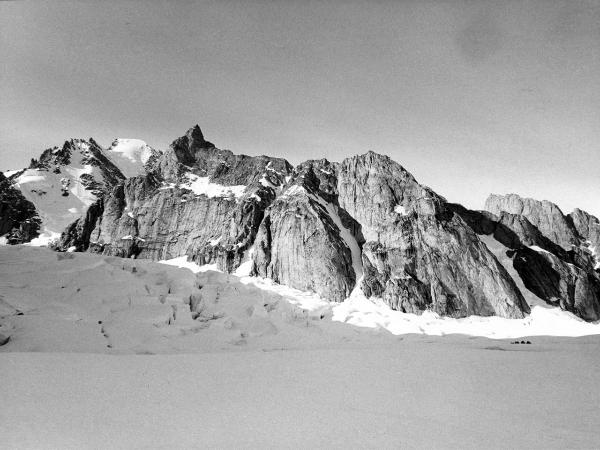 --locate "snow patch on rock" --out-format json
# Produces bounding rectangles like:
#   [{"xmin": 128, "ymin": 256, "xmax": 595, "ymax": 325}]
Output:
[
  {"xmin": 529, "ymin": 245, "xmax": 552, "ymax": 255},
  {"xmin": 3, "ymin": 169, "xmax": 20, "ymax": 178},
  {"xmin": 259, "ymin": 174, "xmax": 276, "ymax": 188},
  {"xmin": 25, "ymin": 229, "xmax": 61, "ymax": 247},
  {"xmin": 586, "ymin": 244, "xmax": 600, "ymax": 270},
  {"xmin": 182, "ymin": 173, "xmax": 246, "ymax": 198},
  {"xmin": 208, "ymin": 237, "xmax": 222, "ymax": 246},
  {"xmin": 311, "ymin": 193, "xmax": 363, "ymax": 281},
  {"xmin": 14, "ymin": 171, "xmax": 46, "ymax": 186},
  {"xmin": 394, "ymin": 204, "xmax": 408, "ymax": 216},
  {"xmin": 159, "ymin": 256, "xmax": 218, "ymax": 273}
]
